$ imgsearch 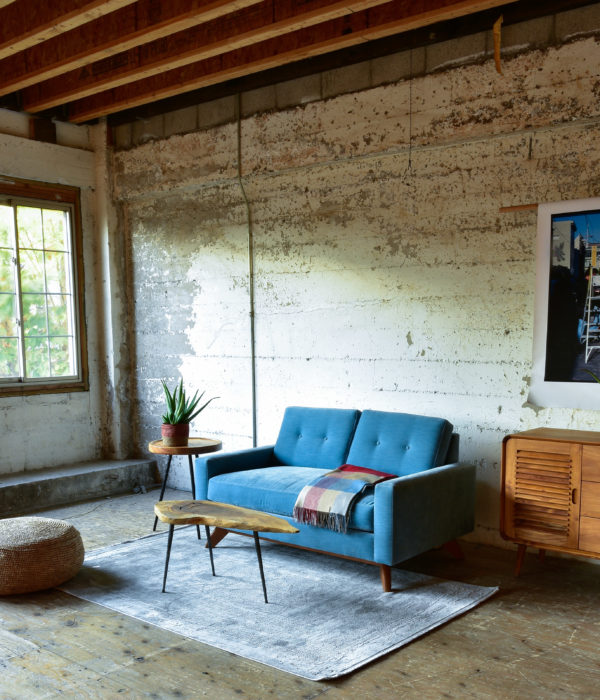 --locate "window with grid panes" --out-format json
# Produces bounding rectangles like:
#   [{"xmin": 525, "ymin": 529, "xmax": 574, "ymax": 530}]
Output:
[{"xmin": 0, "ymin": 177, "xmax": 87, "ymax": 396}]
